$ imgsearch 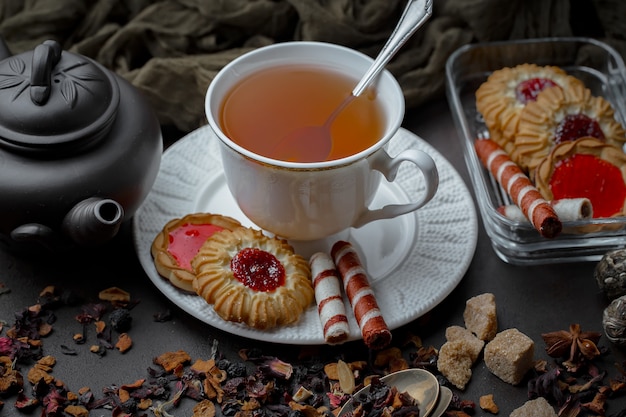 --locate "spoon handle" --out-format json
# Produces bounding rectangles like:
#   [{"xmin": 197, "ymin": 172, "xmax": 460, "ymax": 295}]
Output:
[{"xmin": 351, "ymin": 0, "xmax": 433, "ymax": 97}]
